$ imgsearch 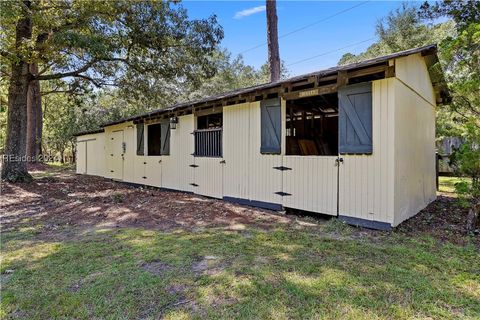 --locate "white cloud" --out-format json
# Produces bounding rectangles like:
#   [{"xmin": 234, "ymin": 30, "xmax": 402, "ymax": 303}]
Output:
[{"xmin": 234, "ymin": 5, "xmax": 266, "ymax": 19}]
